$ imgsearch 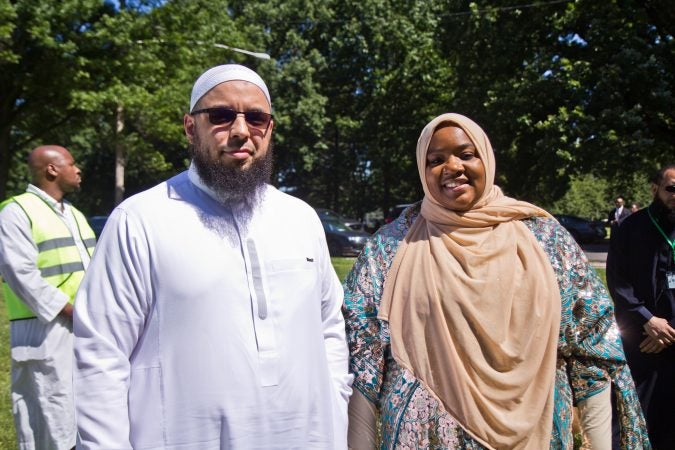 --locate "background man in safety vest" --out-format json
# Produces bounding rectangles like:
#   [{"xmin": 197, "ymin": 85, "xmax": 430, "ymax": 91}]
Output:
[{"xmin": 0, "ymin": 145, "xmax": 95, "ymax": 450}]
